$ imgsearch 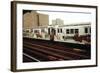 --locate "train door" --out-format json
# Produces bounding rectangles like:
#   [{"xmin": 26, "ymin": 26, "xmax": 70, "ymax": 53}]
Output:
[
  {"xmin": 48, "ymin": 28, "xmax": 50, "ymax": 35},
  {"xmin": 48, "ymin": 28, "xmax": 56, "ymax": 41},
  {"xmin": 48, "ymin": 28, "xmax": 56, "ymax": 35}
]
